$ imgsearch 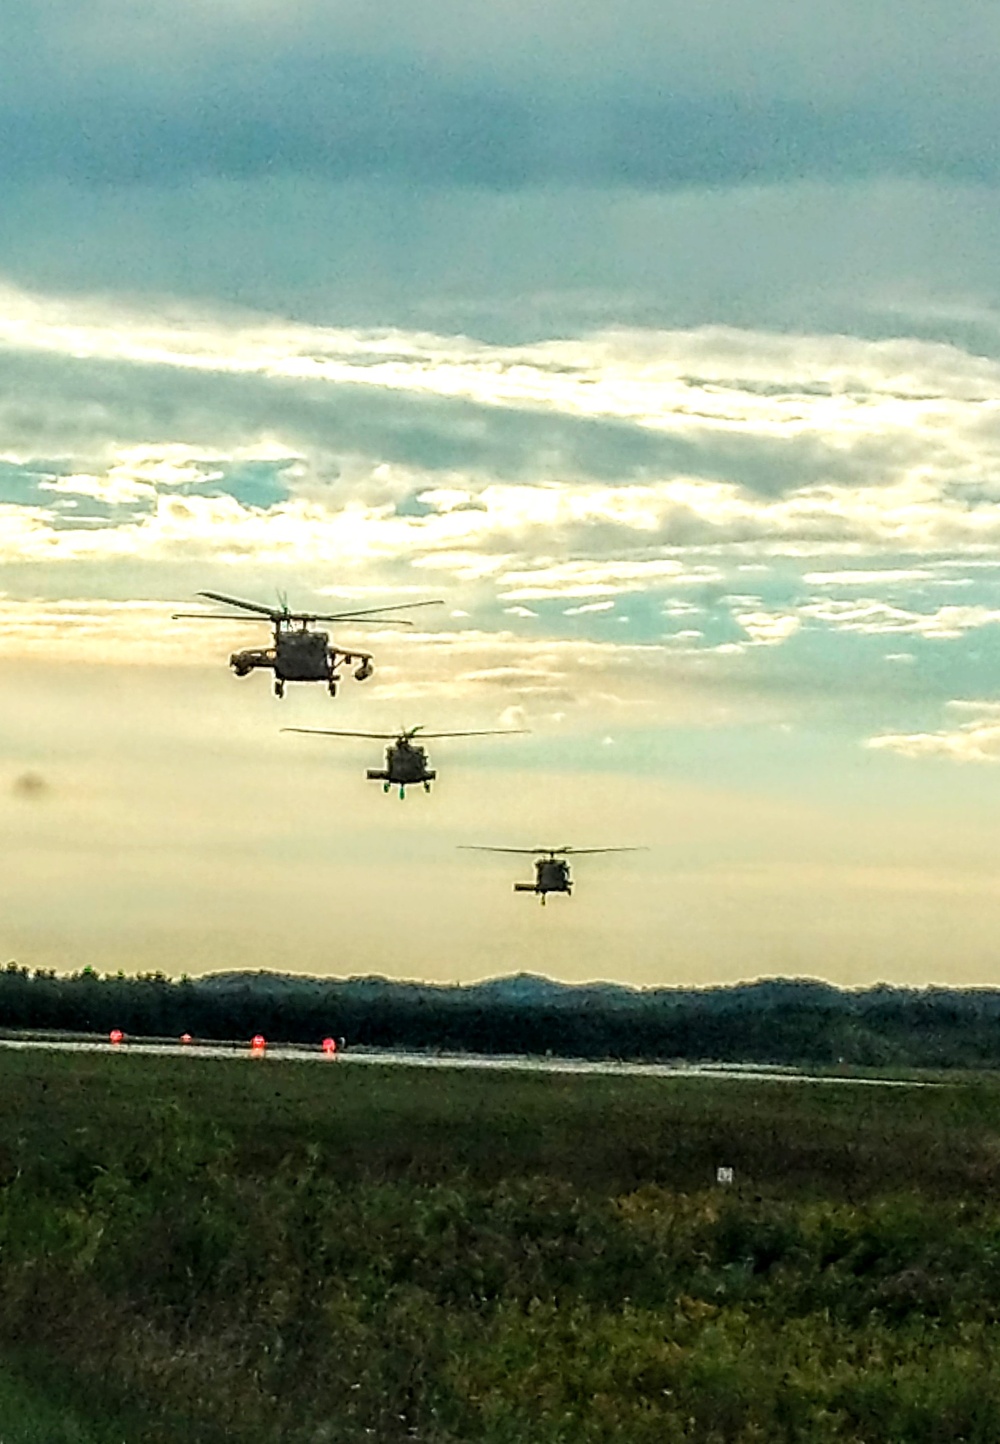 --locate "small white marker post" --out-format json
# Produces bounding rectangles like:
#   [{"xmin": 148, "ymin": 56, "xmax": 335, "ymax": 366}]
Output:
[{"xmin": 716, "ymin": 1166, "xmax": 734, "ymax": 1186}]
